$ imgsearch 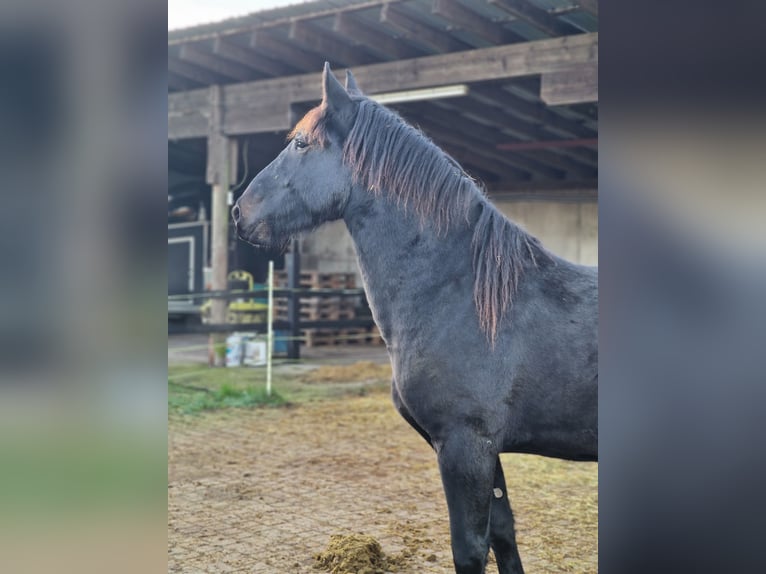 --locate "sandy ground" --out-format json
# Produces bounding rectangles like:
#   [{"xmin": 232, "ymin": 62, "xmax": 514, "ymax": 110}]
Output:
[{"xmin": 168, "ymin": 389, "xmax": 597, "ymax": 573}]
